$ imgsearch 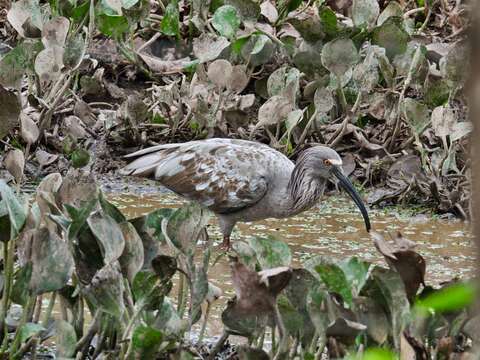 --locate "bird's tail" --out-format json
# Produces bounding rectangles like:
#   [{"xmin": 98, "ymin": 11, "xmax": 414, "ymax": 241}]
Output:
[{"xmin": 119, "ymin": 144, "xmax": 180, "ymax": 177}]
